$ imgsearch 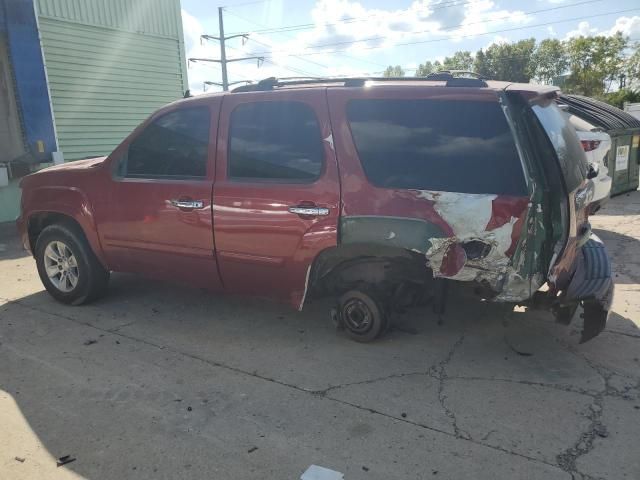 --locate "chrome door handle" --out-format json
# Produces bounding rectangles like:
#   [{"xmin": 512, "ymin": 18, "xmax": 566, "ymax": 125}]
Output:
[
  {"xmin": 170, "ymin": 199, "xmax": 205, "ymax": 209},
  {"xmin": 288, "ymin": 206, "xmax": 330, "ymax": 216}
]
